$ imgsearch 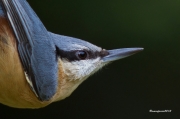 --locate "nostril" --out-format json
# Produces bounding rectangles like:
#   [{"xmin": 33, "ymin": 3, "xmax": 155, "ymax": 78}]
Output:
[{"xmin": 100, "ymin": 49, "xmax": 109, "ymax": 57}]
